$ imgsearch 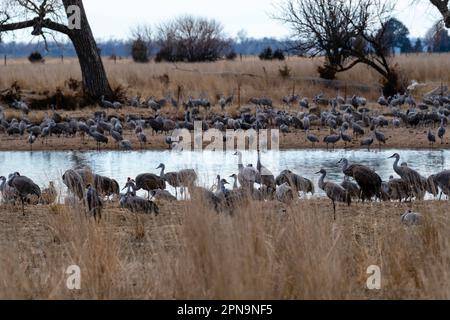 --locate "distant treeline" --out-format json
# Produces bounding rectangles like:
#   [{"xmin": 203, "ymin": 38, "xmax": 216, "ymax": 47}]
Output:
[{"xmin": 0, "ymin": 37, "xmax": 290, "ymax": 59}]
